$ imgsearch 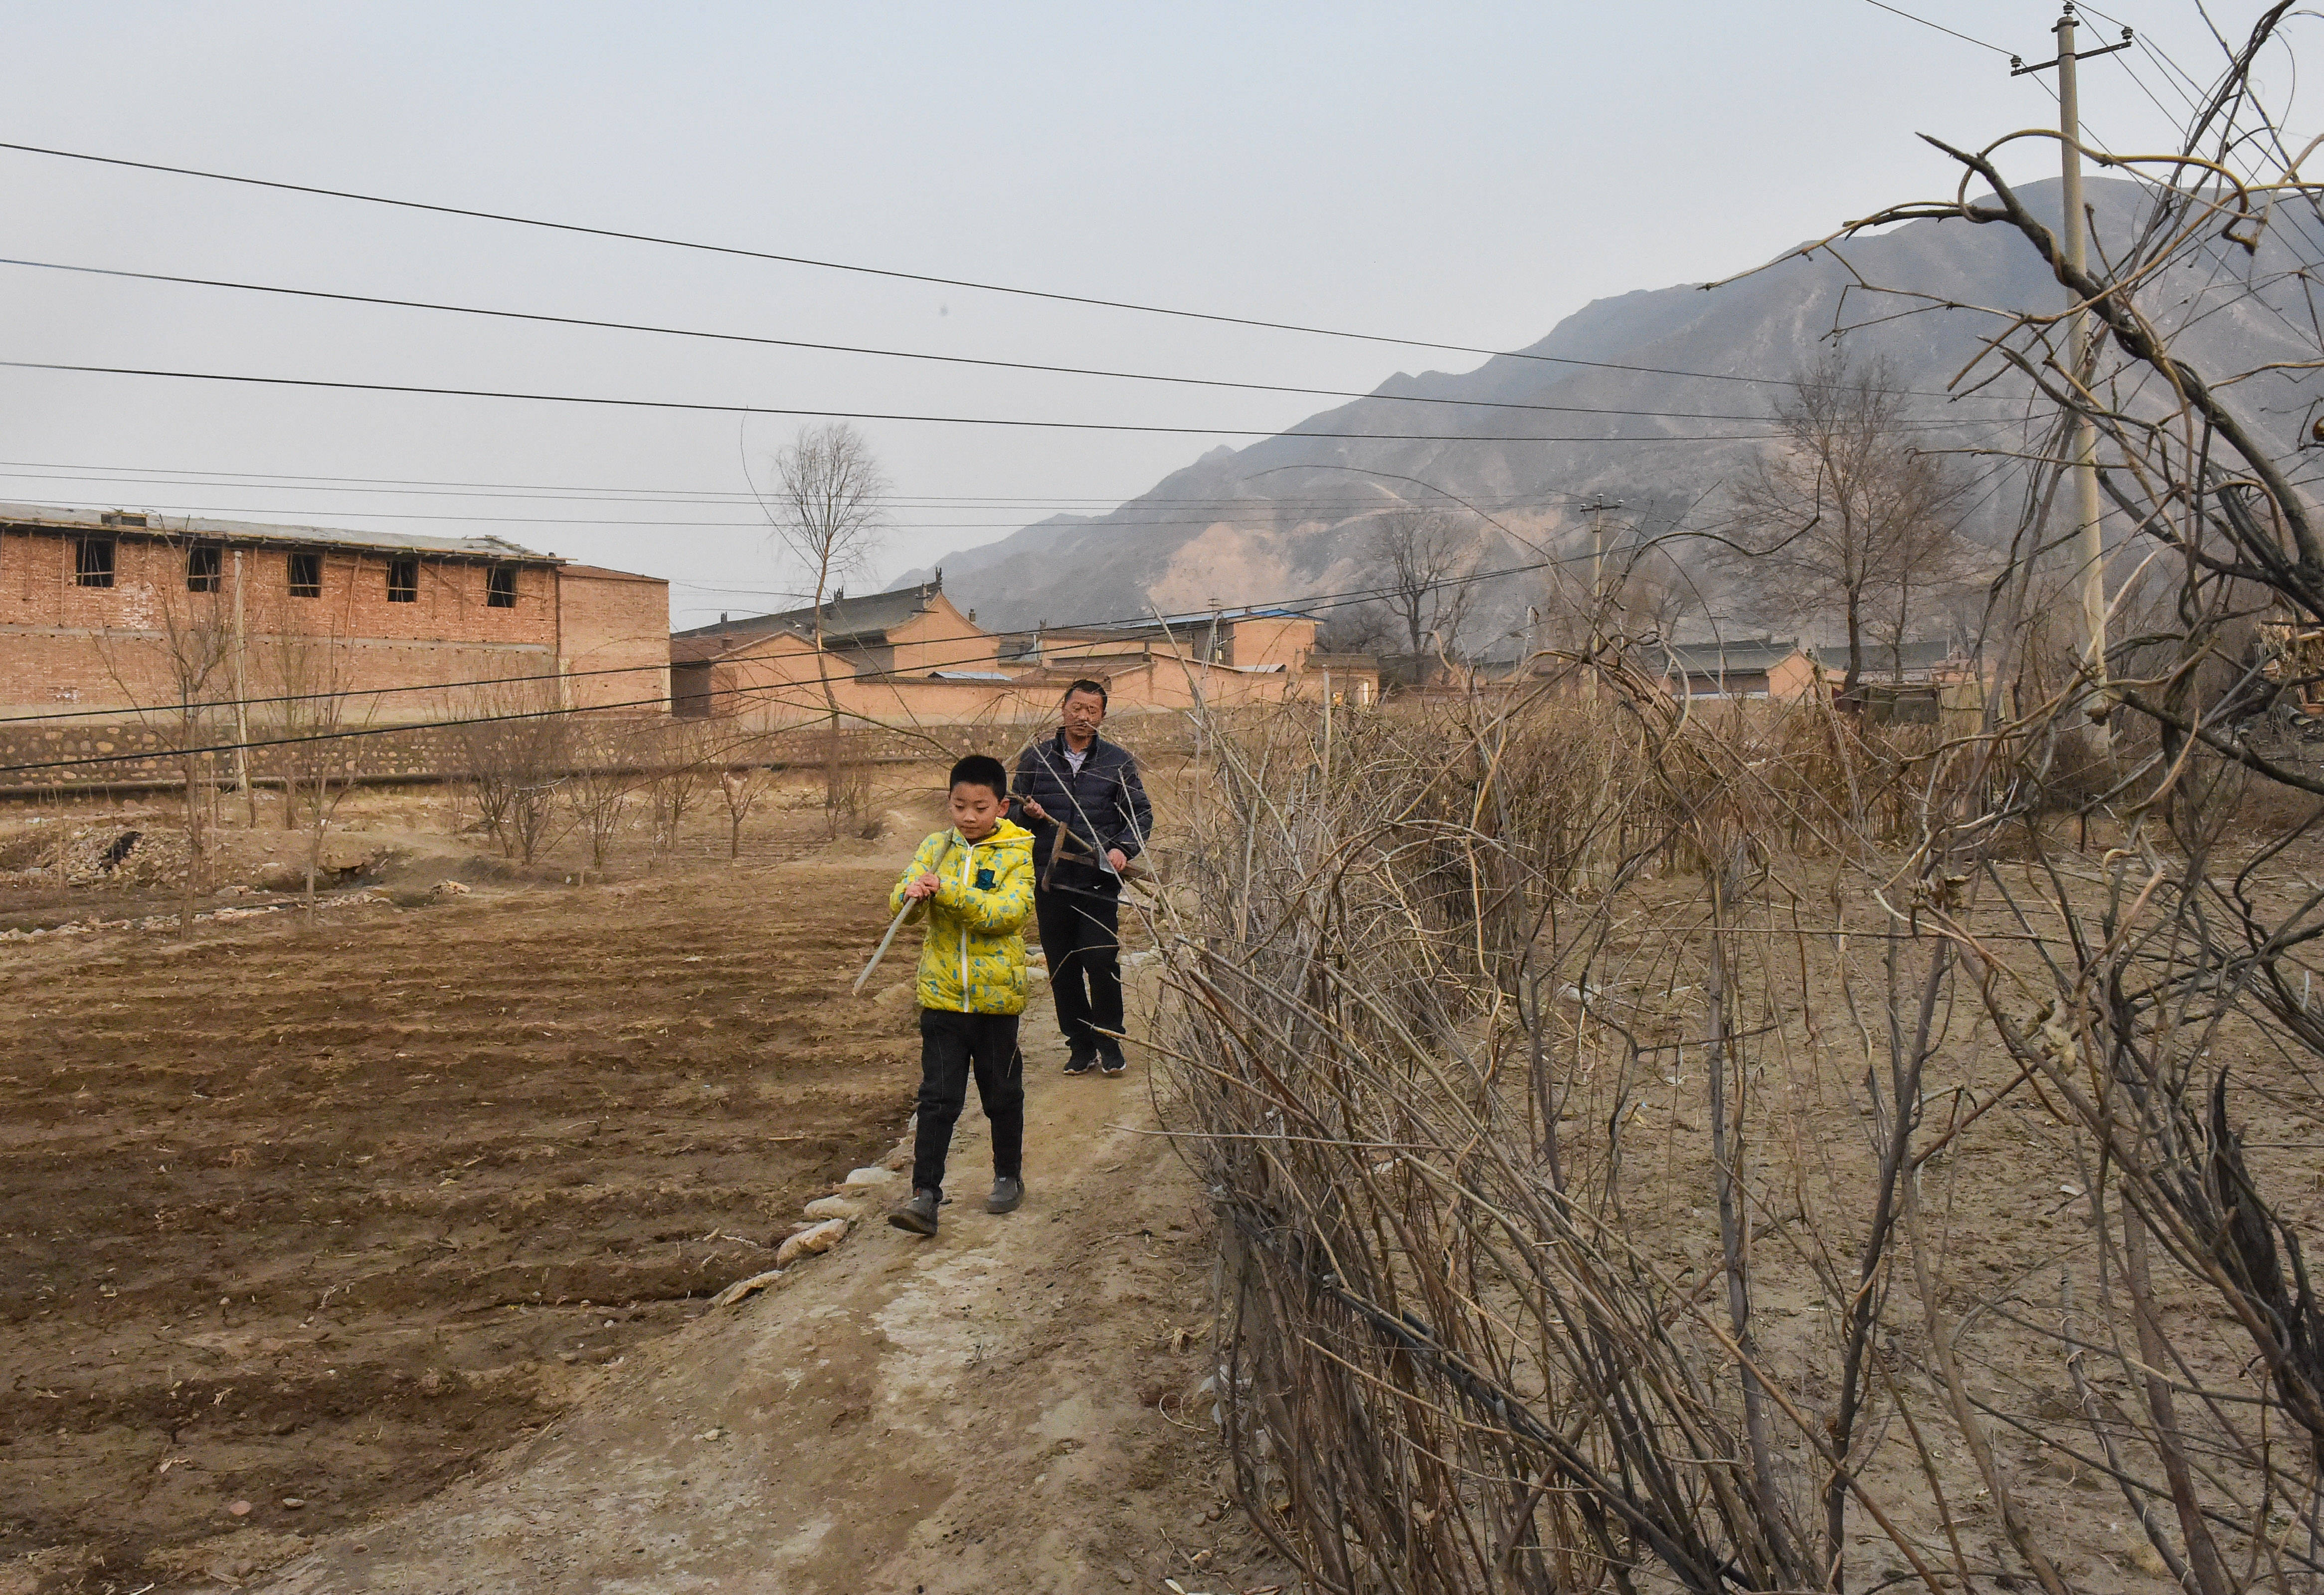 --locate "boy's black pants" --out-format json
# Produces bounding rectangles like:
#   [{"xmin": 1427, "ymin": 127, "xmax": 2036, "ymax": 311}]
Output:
[
  {"xmin": 1036, "ymin": 886, "xmax": 1122, "ymax": 1055},
  {"xmin": 911, "ymin": 1008, "xmax": 1024, "ymax": 1199}
]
